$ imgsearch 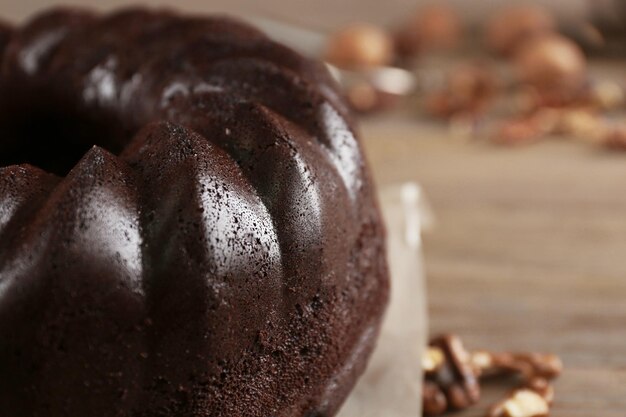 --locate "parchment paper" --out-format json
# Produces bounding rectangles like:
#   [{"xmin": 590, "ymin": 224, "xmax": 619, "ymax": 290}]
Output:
[{"xmin": 338, "ymin": 183, "xmax": 429, "ymax": 417}]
